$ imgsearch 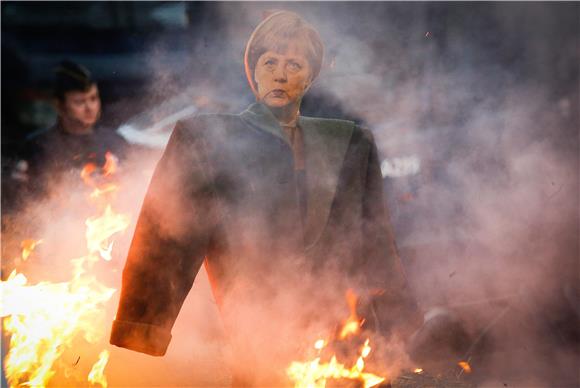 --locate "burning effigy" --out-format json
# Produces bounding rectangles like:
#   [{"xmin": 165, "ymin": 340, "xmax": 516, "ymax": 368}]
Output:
[
  {"xmin": 108, "ymin": 10, "xmax": 422, "ymax": 385},
  {"xmin": 3, "ymin": 3, "xmax": 579, "ymax": 387}
]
